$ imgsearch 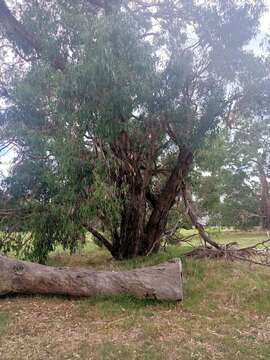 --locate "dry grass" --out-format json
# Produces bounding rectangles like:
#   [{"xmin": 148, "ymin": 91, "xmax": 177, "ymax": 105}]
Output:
[{"xmin": 0, "ymin": 231, "xmax": 270, "ymax": 359}]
